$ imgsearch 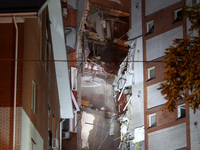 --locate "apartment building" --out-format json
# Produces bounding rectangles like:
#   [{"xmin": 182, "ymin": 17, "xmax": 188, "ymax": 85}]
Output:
[
  {"xmin": 0, "ymin": 0, "xmax": 73, "ymax": 150},
  {"xmin": 126, "ymin": 0, "xmax": 200, "ymax": 150}
]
